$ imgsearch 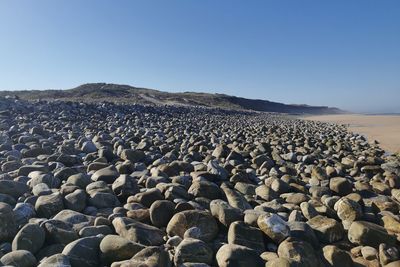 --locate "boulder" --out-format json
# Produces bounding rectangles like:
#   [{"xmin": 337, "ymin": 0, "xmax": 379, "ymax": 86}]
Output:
[
  {"xmin": 216, "ymin": 244, "xmax": 264, "ymax": 267},
  {"xmin": 348, "ymin": 221, "xmax": 396, "ymax": 247},
  {"xmin": 12, "ymin": 223, "xmax": 45, "ymax": 254}
]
